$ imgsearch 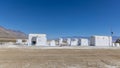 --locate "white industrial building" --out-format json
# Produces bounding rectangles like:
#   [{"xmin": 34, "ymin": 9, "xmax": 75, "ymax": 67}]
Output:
[
  {"xmin": 79, "ymin": 38, "xmax": 89, "ymax": 46},
  {"xmin": 28, "ymin": 34, "xmax": 47, "ymax": 46},
  {"xmin": 26, "ymin": 33, "xmax": 114, "ymax": 47},
  {"xmin": 90, "ymin": 35, "xmax": 112, "ymax": 47},
  {"xmin": 71, "ymin": 38, "xmax": 79, "ymax": 46}
]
